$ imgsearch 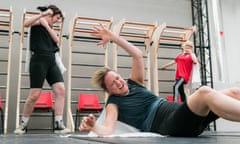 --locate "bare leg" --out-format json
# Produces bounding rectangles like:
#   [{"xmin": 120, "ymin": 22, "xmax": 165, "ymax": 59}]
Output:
[
  {"xmin": 51, "ymin": 82, "xmax": 65, "ymax": 115},
  {"xmin": 219, "ymin": 87, "xmax": 240, "ymax": 100},
  {"xmin": 187, "ymin": 86, "xmax": 240, "ymax": 121},
  {"xmin": 22, "ymin": 88, "xmax": 42, "ymax": 117},
  {"xmin": 51, "ymin": 82, "xmax": 70, "ymax": 133}
]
